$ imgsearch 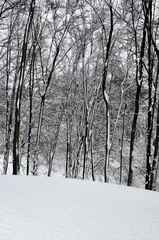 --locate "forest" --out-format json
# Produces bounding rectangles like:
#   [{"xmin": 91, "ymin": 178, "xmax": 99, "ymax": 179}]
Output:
[{"xmin": 0, "ymin": 0, "xmax": 159, "ymax": 191}]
